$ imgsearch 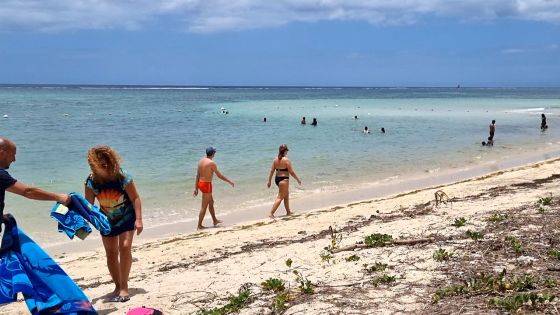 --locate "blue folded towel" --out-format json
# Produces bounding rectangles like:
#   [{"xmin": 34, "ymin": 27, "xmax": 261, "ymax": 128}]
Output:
[
  {"xmin": 50, "ymin": 192, "xmax": 111, "ymax": 239},
  {"xmin": 0, "ymin": 214, "xmax": 97, "ymax": 314}
]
